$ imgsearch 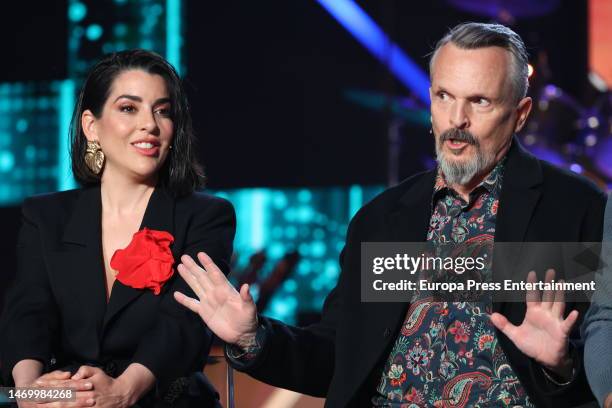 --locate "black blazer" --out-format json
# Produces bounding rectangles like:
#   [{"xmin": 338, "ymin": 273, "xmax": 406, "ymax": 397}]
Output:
[
  {"xmin": 0, "ymin": 186, "xmax": 235, "ymax": 397},
  {"xmin": 230, "ymin": 140, "xmax": 606, "ymax": 407}
]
